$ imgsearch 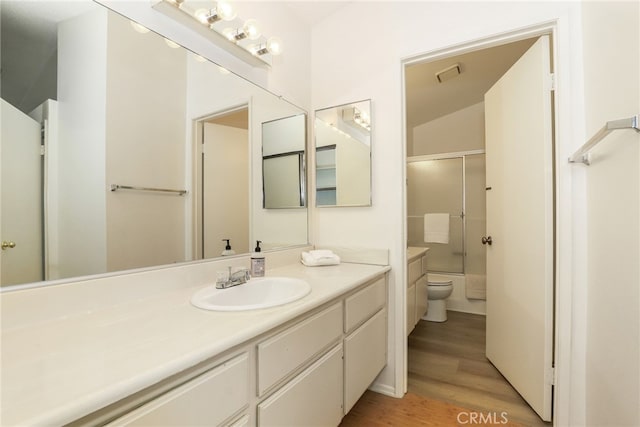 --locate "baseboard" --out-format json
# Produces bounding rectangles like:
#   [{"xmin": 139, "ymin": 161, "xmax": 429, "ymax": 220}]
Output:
[
  {"xmin": 368, "ymin": 382, "xmax": 400, "ymax": 398},
  {"xmin": 447, "ymin": 307, "xmax": 486, "ymax": 316}
]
